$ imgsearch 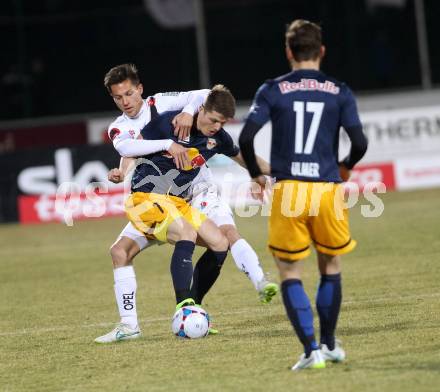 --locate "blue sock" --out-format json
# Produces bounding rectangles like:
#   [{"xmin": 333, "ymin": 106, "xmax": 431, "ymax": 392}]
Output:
[
  {"xmin": 170, "ymin": 240, "xmax": 195, "ymax": 303},
  {"xmin": 281, "ymin": 279, "xmax": 319, "ymax": 357},
  {"xmin": 190, "ymin": 249, "xmax": 228, "ymax": 304},
  {"xmin": 316, "ymin": 273, "xmax": 342, "ymax": 351}
]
